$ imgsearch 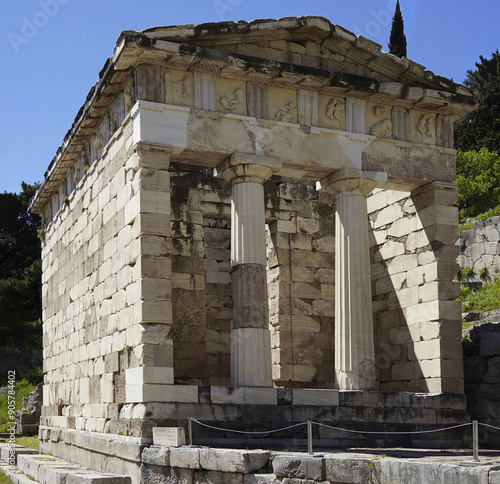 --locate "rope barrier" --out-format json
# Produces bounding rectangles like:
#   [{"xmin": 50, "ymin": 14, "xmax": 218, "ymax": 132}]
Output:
[
  {"xmin": 478, "ymin": 422, "xmax": 500, "ymax": 432},
  {"xmin": 314, "ymin": 421, "xmax": 472, "ymax": 436},
  {"xmin": 191, "ymin": 418, "xmax": 306, "ymax": 435},
  {"xmin": 190, "ymin": 418, "xmax": 475, "ymax": 437},
  {"xmin": 190, "ymin": 418, "xmax": 497, "ymax": 462}
]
